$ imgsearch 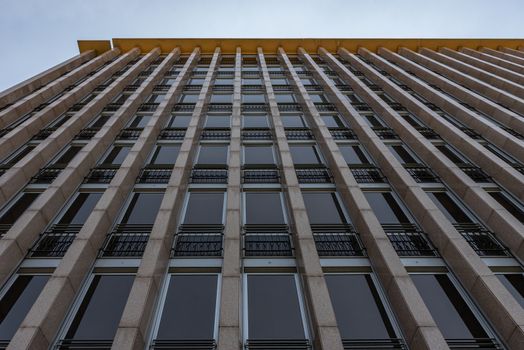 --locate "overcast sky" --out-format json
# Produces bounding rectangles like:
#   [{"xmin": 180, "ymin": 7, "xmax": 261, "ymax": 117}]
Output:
[{"xmin": 1, "ymin": 0, "xmax": 523, "ymax": 91}]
